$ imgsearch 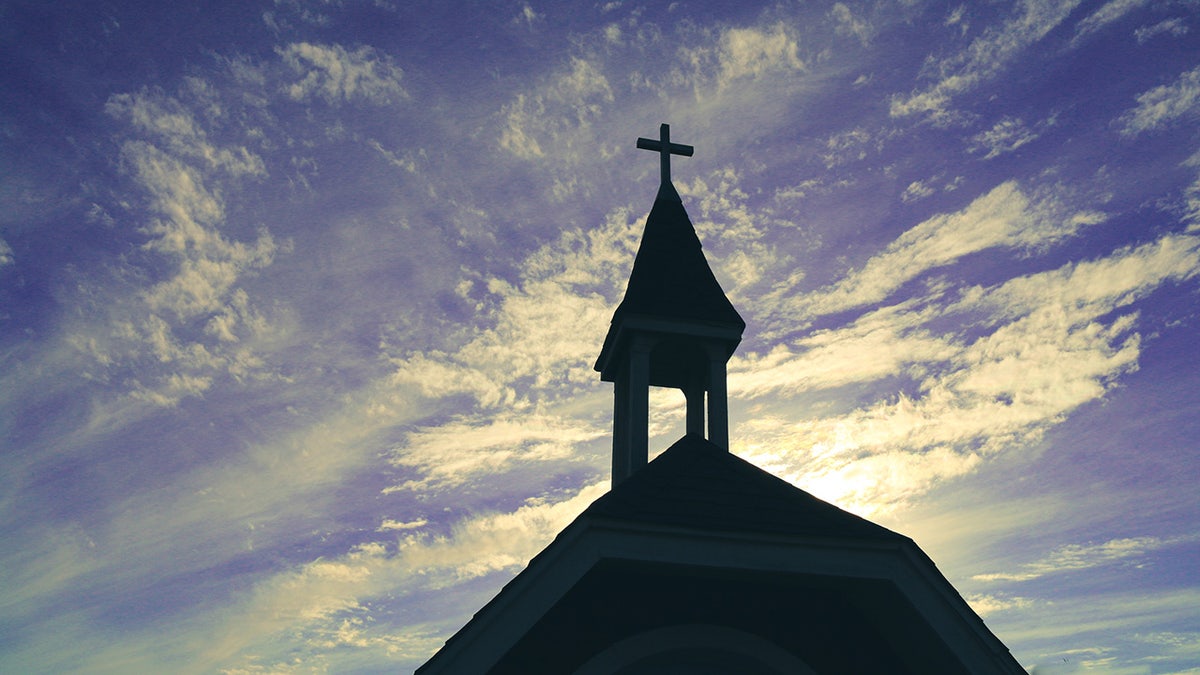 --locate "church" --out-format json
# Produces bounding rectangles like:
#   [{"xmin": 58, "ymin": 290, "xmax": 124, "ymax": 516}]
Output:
[{"xmin": 417, "ymin": 125, "xmax": 1025, "ymax": 674}]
